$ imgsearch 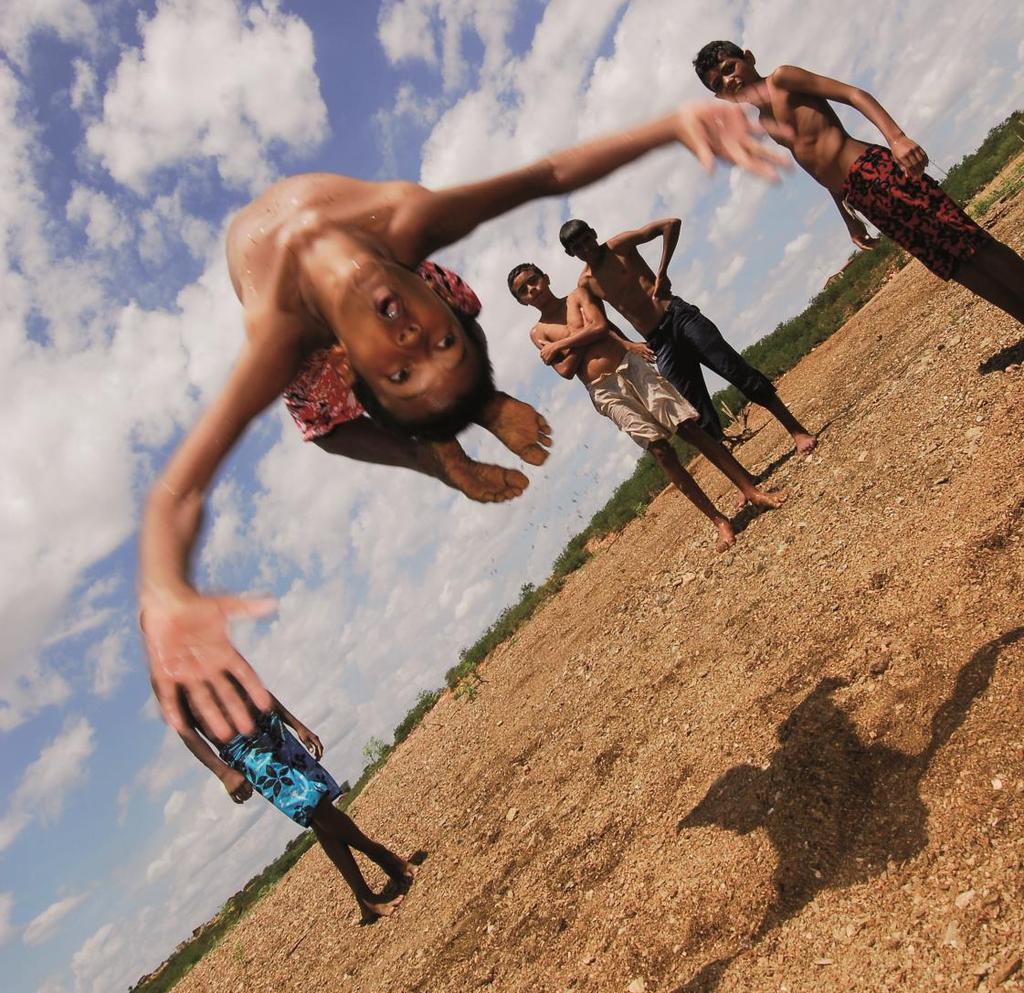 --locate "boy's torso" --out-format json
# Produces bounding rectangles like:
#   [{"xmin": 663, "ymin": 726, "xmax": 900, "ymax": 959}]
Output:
[
  {"xmin": 538, "ymin": 289, "xmax": 626, "ymax": 384},
  {"xmin": 582, "ymin": 245, "xmax": 670, "ymax": 336},
  {"xmin": 225, "ymin": 174, "xmax": 419, "ymax": 349},
  {"xmin": 763, "ymin": 72, "xmax": 871, "ymax": 193}
]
